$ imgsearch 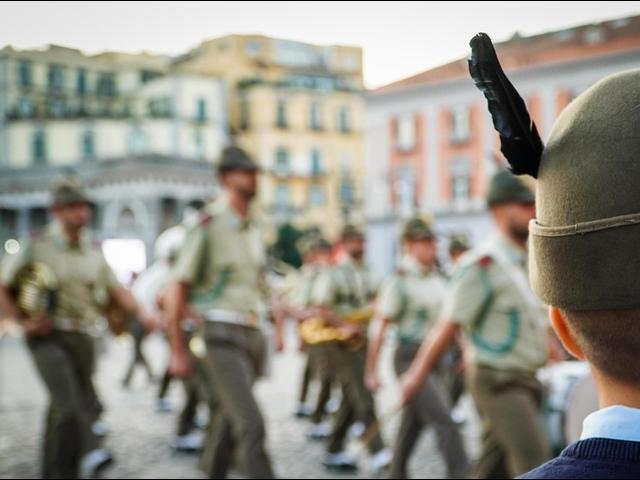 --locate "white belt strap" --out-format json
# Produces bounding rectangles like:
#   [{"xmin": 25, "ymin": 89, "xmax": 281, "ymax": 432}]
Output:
[{"xmin": 204, "ymin": 309, "xmax": 258, "ymax": 328}]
